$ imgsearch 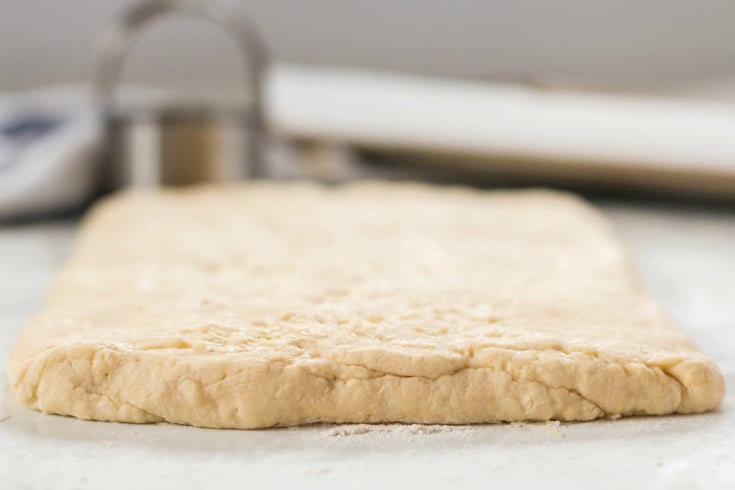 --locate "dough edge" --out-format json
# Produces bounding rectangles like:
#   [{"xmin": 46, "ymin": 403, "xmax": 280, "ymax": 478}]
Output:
[{"xmin": 8, "ymin": 339, "xmax": 724, "ymax": 429}]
